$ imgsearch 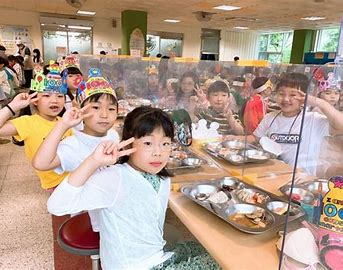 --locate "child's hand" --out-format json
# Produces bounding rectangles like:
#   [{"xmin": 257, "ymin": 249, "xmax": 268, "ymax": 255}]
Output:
[
  {"xmin": 61, "ymin": 104, "xmax": 92, "ymax": 128},
  {"xmin": 90, "ymin": 138, "xmax": 136, "ymax": 167},
  {"xmin": 9, "ymin": 92, "xmax": 39, "ymax": 112},
  {"xmin": 294, "ymin": 90, "xmax": 317, "ymax": 107},
  {"xmin": 223, "ymin": 102, "xmax": 233, "ymax": 119},
  {"xmin": 194, "ymin": 84, "xmax": 207, "ymax": 102}
]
